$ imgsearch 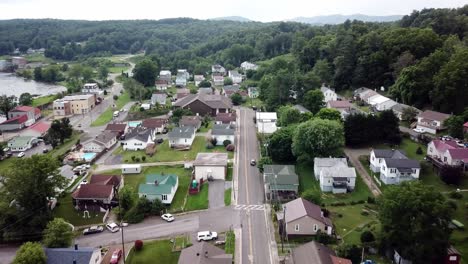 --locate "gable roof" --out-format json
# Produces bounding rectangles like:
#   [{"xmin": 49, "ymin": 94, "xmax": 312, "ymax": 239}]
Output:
[
  {"xmin": 180, "ymin": 116, "xmax": 202, "ymax": 127},
  {"xmin": 151, "ymin": 93, "xmax": 167, "ymax": 104},
  {"xmin": 178, "ymin": 242, "xmax": 232, "ymax": 264},
  {"xmin": 212, "ymin": 124, "xmax": 235, "ymax": 136},
  {"xmin": 72, "ymin": 184, "xmax": 113, "ymax": 199},
  {"xmin": 174, "ymin": 94, "xmax": 232, "ymax": 110},
  {"xmin": 215, "ymin": 112, "xmax": 236, "ymax": 123},
  {"xmin": 418, "ymin": 110, "xmax": 451, "ymax": 122},
  {"xmin": 372, "ymin": 149, "xmax": 407, "ymax": 159},
  {"xmin": 282, "ymin": 198, "xmax": 332, "ymax": 226},
  {"xmin": 27, "ymin": 121, "xmax": 50, "ymax": 134},
  {"xmin": 168, "ymin": 126, "xmax": 196, "ymax": 139},
  {"xmin": 105, "ymin": 123, "xmax": 127, "ymax": 132},
  {"xmin": 45, "ymin": 247, "xmax": 97, "ymax": 264},
  {"xmin": 431, "ymin": 140, "xmax": 459, "ymax": 153},
  {"xmin": 11, "ymin": 105, "xmax": 40, "ymax": 115},
  {"xmin": 327, "ymin": 100, "xmax": 352, "ymax": 109},
  {"xmin": 194, "ymin": 153, "xmax": 228, "ymax": 166},
  {"xmin": 93, "ymin": 131, "xmax": 116, "ymax": 145},
  {"xmin": 89, "ymin": 174, "xmax": 121, "ymax": 187},
  {"xmin": 198, "ymin": 88, "xmax": 213, "ymax": 94},
  {"xmin": 8, "ymin": 136, "xmax": 34, "ymax": 148},
  {"xmin": 447, "ymin": 148, "xmax": 468, "ymax": 161},
  {"xmin": 384, "ymin": 158, "xmax": 420, "ymax": 170},
  {"xmin": 263, "ymin": 165, "xmax": 299, "ymax": 186},
  {"xmin": 124, "ymin": 128, "xmax": 152, "ymax": 142},
  {"xmin": 142, "ymin": 118, "xmax": 167, "ymax": 129},
  {"xmin": 0, "ymin": 114, "xmax": 28, "ymax": 125},
  {"xmin": 290, "ymin": 241, "xmax": 351, "ymax": 264},
  {"xmin": 139, "ymin": 174, "xmax": 178, "ymax": 195},
  {"xmin": 320, "ymin": 86, "xmax": 334, "ymax": 94}
]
